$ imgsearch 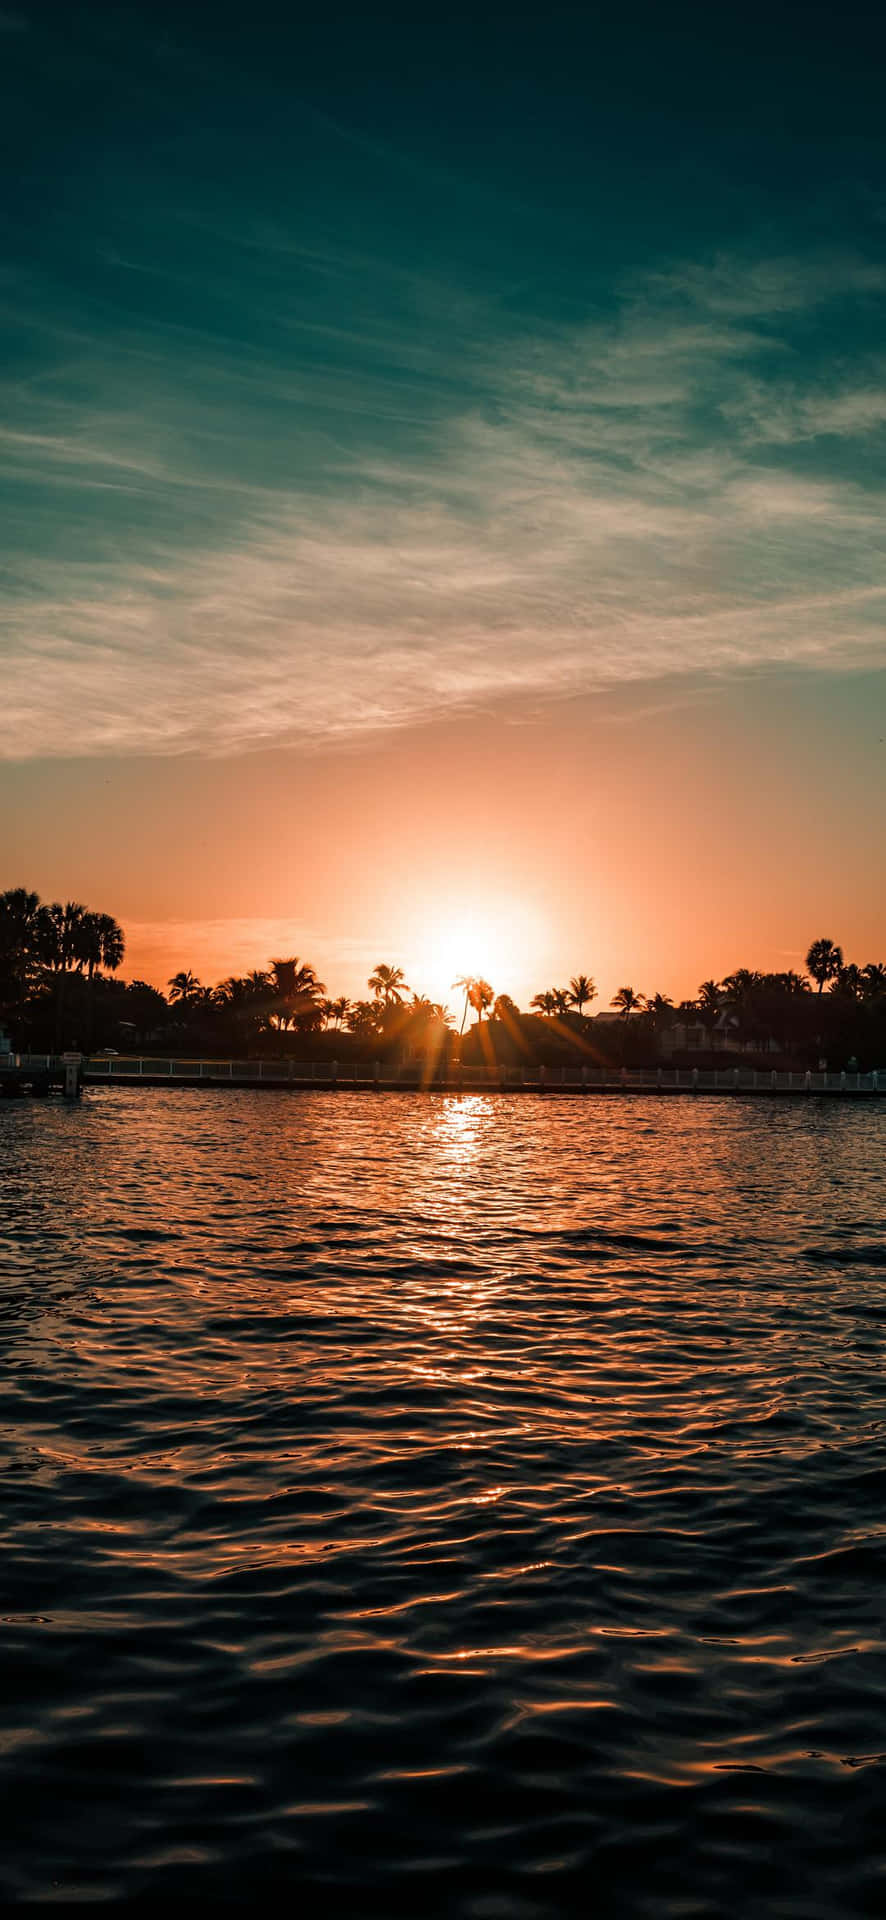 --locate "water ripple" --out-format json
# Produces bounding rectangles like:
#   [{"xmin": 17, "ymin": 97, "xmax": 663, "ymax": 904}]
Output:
[{"xmin": 1, "ymin": 1091, "xmax": 885, "ymax": 1912}]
